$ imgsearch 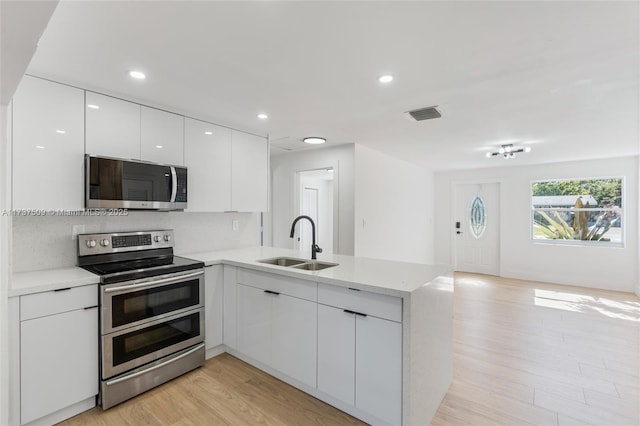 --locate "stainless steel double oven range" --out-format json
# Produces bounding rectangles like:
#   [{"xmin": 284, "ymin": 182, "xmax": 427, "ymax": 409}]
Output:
[{"xmin": 78, "ymin": 230, "xmax": 205, "ymax": 409}]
